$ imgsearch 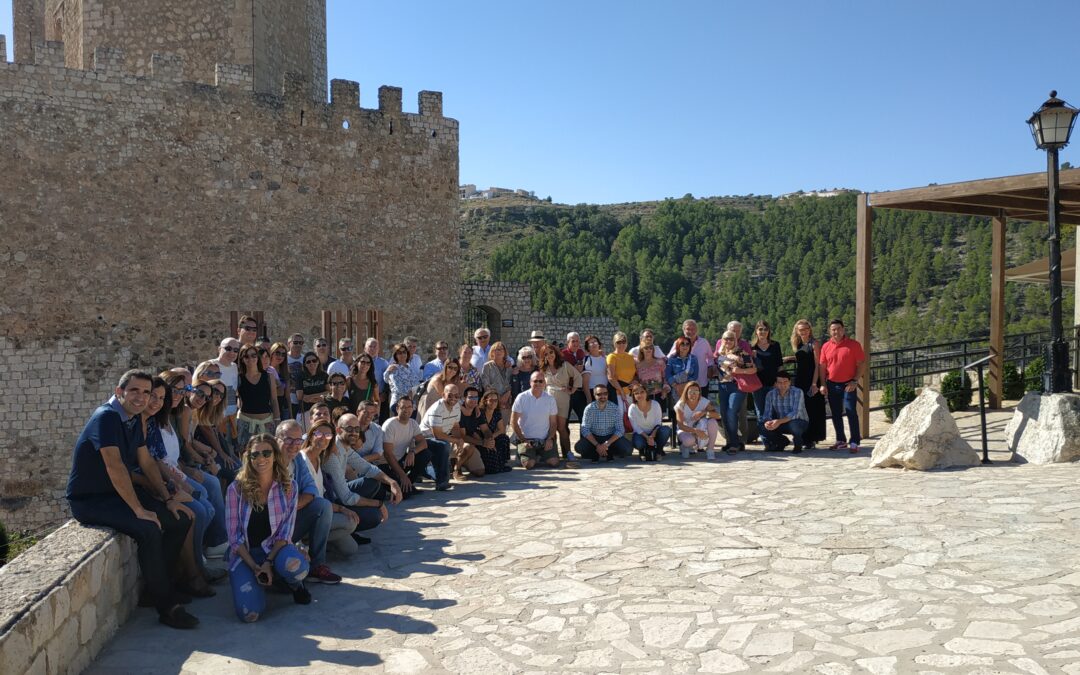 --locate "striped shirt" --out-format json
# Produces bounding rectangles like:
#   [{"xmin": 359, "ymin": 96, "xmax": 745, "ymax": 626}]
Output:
[{"xmin": 225, "ymin": 478, "xmax": 298, "ymax": 568}]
